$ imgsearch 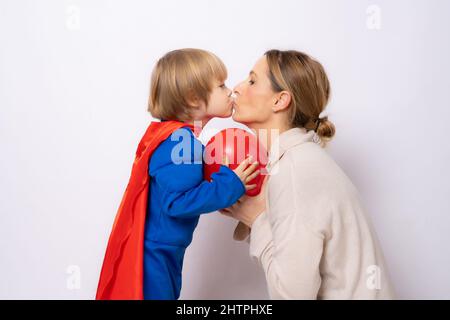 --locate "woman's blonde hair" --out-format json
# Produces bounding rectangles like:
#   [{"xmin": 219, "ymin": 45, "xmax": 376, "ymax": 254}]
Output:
[
  {"xmin": 265, "ymin": 49, "xmax": 336, "ymax": 147},
  {"xmin": 148, "ymin": 48, "xmax": 227, "ymax": 122}
]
